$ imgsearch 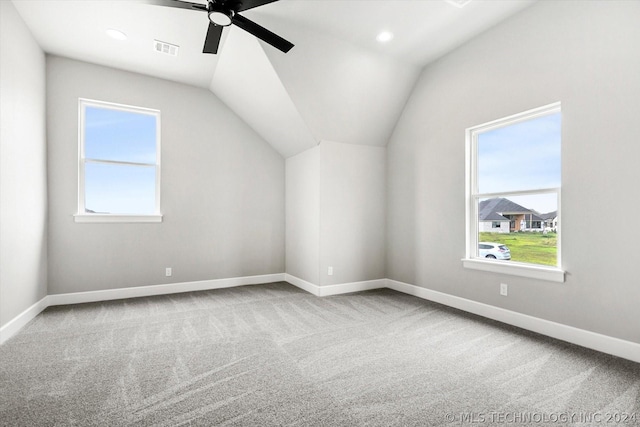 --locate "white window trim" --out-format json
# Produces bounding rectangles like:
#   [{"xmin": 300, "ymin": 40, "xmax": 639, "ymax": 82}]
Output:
[
  {"xmin": 73, "ymin": 214, "xmax": 163, "ymax": 224},
  {"xmin": 463, "ymin": 102, "xmax": 564, "ymax": 283},
  {"xmin": 75, "ymin": 98, "xmax": 162, "ymax": 223}
]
